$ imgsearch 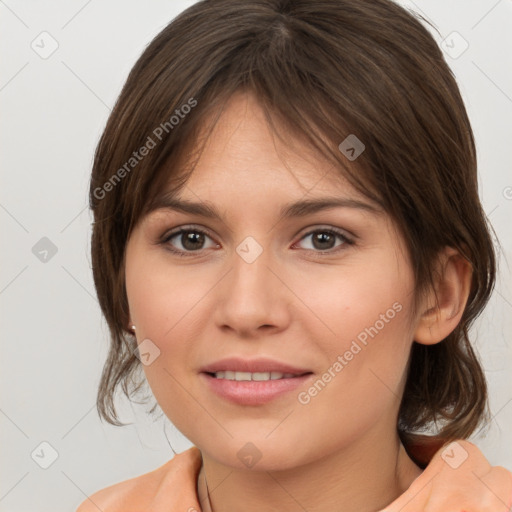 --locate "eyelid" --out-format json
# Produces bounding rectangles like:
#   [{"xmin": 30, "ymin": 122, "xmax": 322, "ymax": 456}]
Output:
[
  {"xmin": 159, "ymin": 224, "xmax": 219, "ymax": 249},
  {"xmin": 159, "ymin": 223, "xmax": 356, "ymax": 256},
  {"xmin": 160, "ymin": 224, "xmax": 216, "ymax": 241},
  {"xmin": 292, "ymin": 226, "xmax": 354, "ymax": 255},
  {"xmin": 294, "ymin": 224, "xmax": 356, "ymax": 242}
]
